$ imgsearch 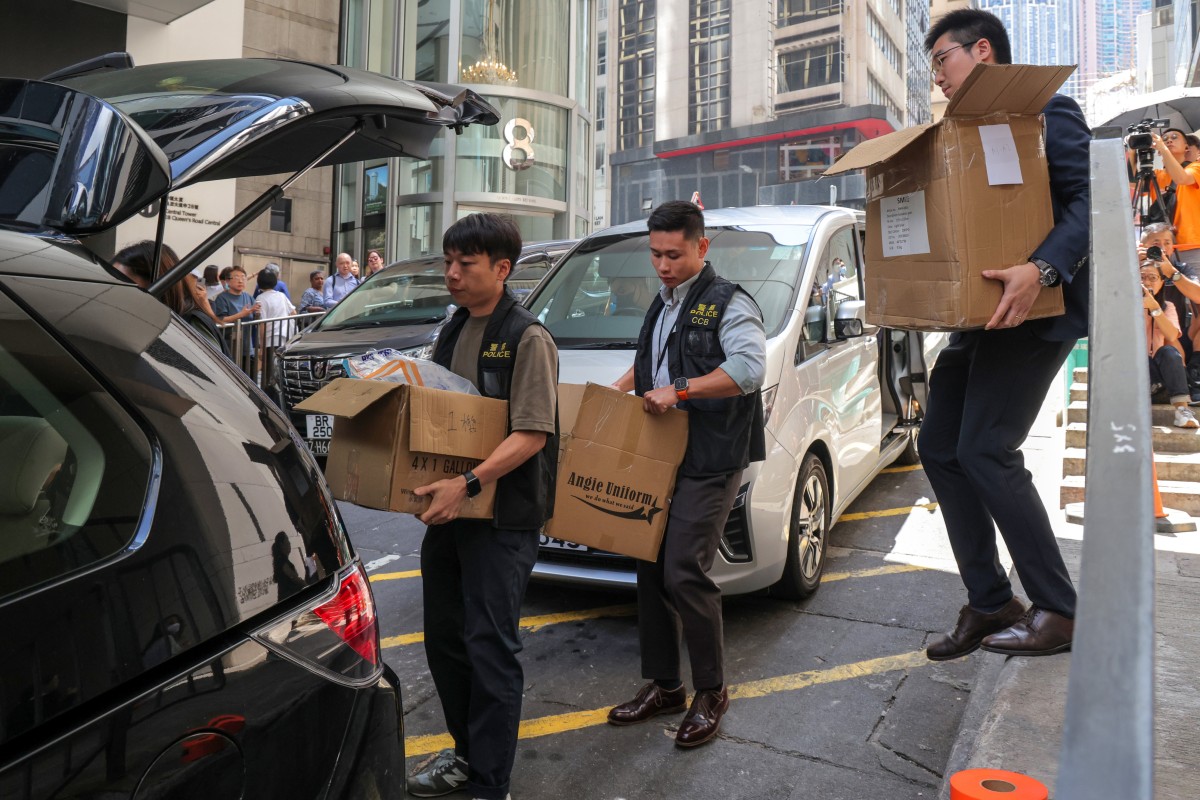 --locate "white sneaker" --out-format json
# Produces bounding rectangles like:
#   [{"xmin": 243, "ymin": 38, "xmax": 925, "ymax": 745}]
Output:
[{"xmin": 1174, "ymin": 406, "xmax": 1199, "ymax": 429}]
